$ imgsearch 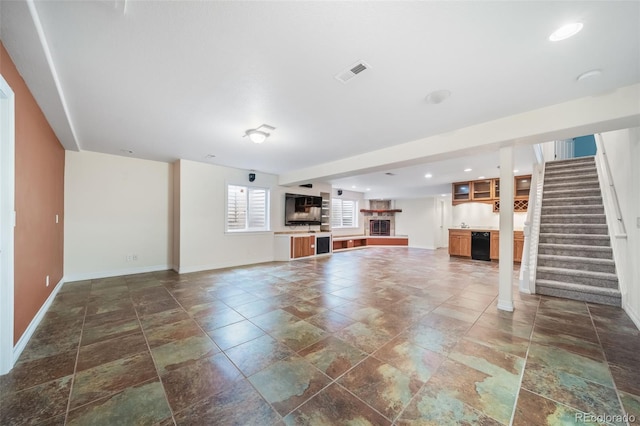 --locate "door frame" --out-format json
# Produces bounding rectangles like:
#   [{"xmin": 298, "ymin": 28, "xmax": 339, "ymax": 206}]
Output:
[{"xmin": 0, "ymin": 74, "xmax": 16, "ymax": 374}]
